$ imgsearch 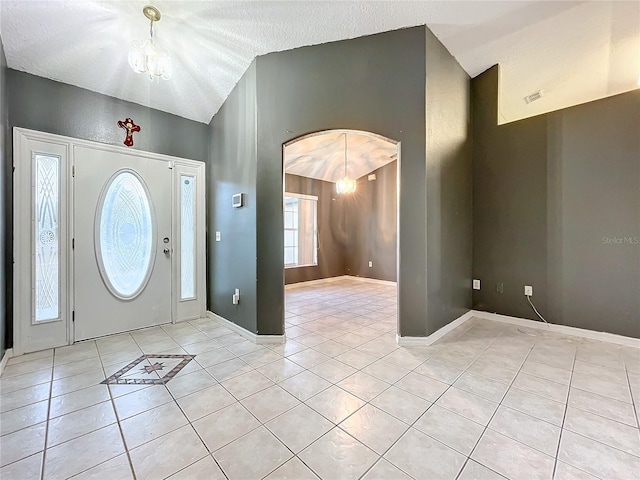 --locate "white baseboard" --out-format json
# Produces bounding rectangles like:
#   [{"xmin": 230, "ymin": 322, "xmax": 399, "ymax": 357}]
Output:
[
  {"xmin": 396, "ymin": 309, "xmax": 640, "ymax": 349},
  {"xmin": 286, "ymin": 275, "xmax": 397, "ymax": 290},
  {"xmin": 0, "ymin": 348, "xmax": 14, "ymax": 377},
  {"xmin": 206, "ymin": 312, "xmax": 285, "ymax": 345},
  {"xmin": 347, "ymin": 276, "xmax": 397, "ymax": 287},
  {"xmin": 396, "ymin": 311, "xmax": 474, "ymax": 346},
  {"xmin": 470, "ymin": 310, "xmax": 640, "ymax": 348}
]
